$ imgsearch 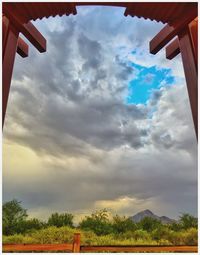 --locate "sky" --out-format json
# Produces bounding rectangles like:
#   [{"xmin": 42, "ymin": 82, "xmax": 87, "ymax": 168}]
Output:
[{"xmin": 3, "ymin": 6, "xmax": 197, "ymax": 224}]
